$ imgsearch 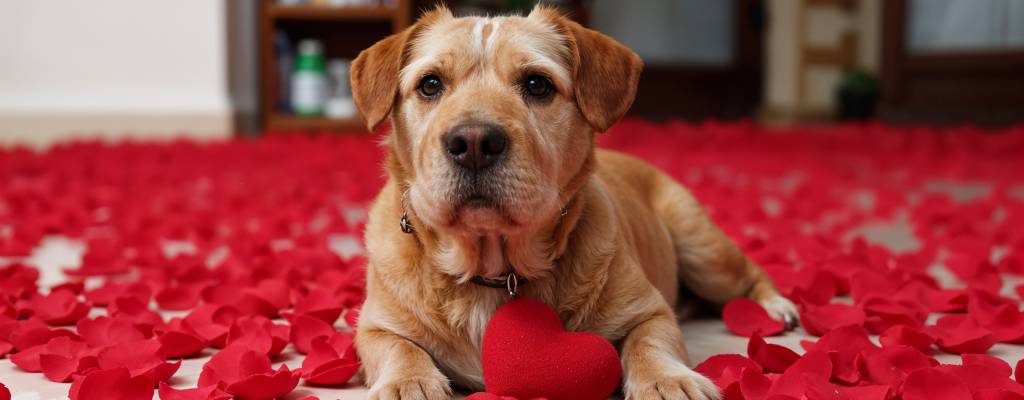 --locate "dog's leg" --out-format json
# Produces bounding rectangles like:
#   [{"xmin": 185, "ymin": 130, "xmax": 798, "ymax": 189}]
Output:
[
  {"xmin": 652, "ymin": 176, "xmax": 798, "ymax": 326},
  {"xmin": 621, "ymin": 307, "xmax": 721, "ymax": 400},
  {"xmin": 358, "ymin": 326, "xmax": 452, "ymax": 400}
]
